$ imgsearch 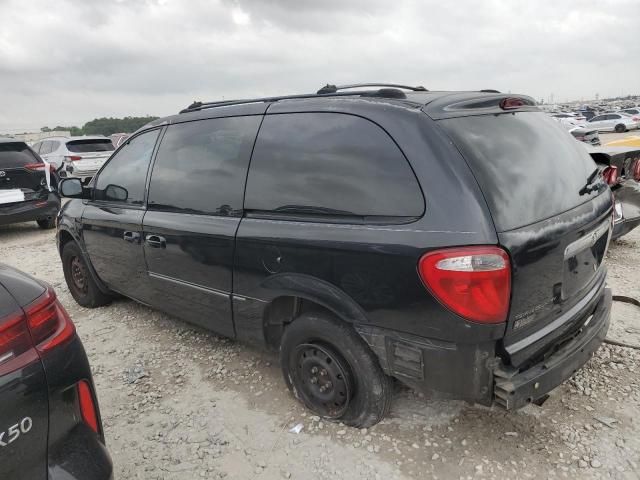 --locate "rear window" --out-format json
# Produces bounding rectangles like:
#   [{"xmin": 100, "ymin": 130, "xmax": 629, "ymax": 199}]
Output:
[
  {"xmin": 439, "ymin": 112, "xmax": 599, "ymax": 232},
  {"xmin": 0, "ymin": 142, "xmax": 40, "ymax": 168},
  {"xmin": 66, "ymin": 139, "xmax": 114, "ymax": 153}
]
